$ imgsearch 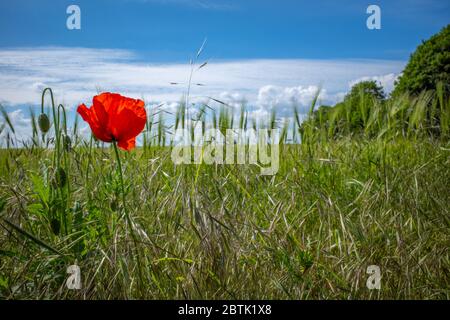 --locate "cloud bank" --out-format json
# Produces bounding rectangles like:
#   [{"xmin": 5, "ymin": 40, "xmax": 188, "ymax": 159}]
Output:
[{"xmin": 0, "ymin": 47, "xmax": 405, "ymax": 142}]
